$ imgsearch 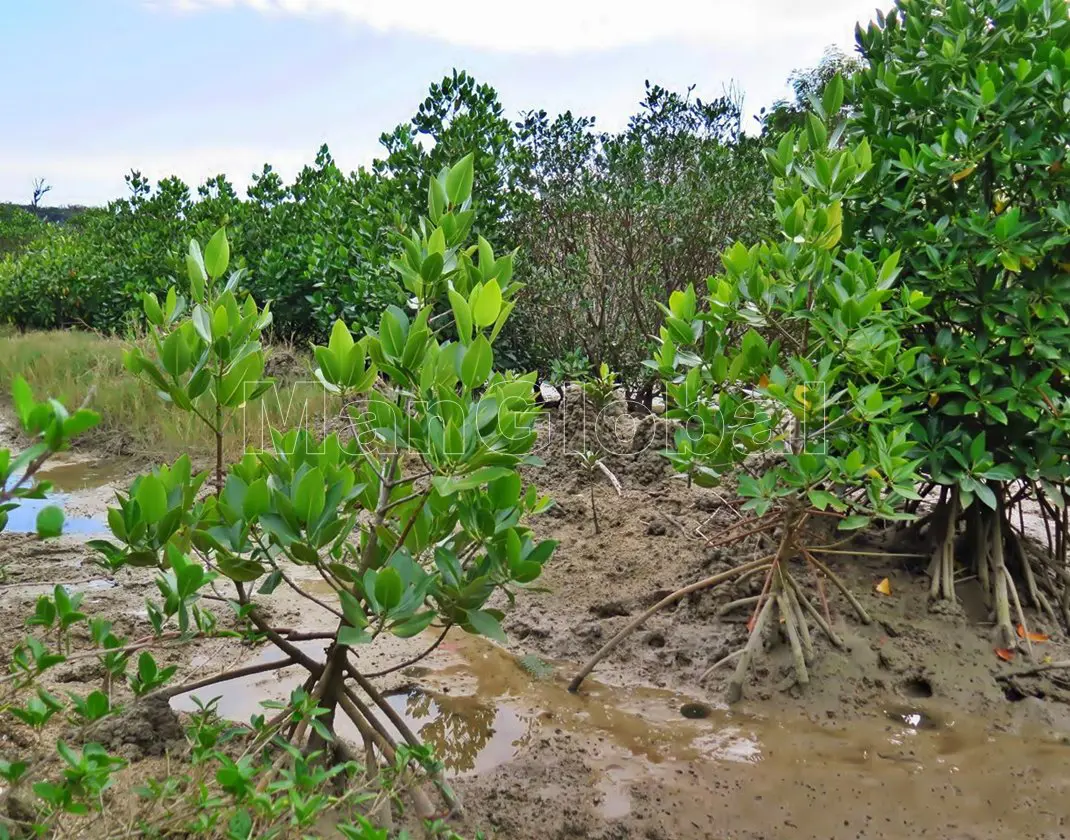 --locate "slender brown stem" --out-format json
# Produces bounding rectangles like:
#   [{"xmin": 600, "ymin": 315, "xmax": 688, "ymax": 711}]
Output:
[
  {"xmin": 590, "ymin": 483, "xmax": 599, "ymax": 535},
  {"xmin": 362, "ymin": 625, "xmax": 452, "ymax": 679},
  {"xmin": 156, "ymin": 657, "xmax": 297, "ymax": 700}
]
